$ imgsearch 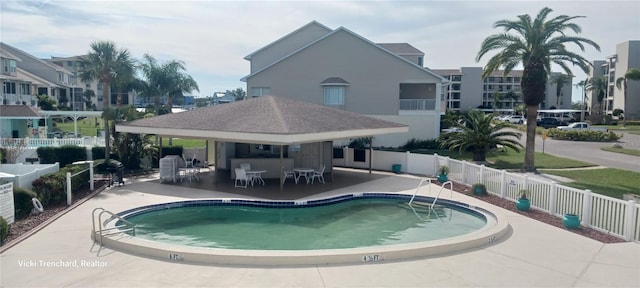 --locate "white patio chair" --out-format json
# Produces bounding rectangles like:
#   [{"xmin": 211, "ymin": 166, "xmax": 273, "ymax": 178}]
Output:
[
  {"xmin": 234, "ymin": 168, "xmax": 249, "ymax": 188},
  {"xmin": 310, "ymin": 165, "xmax": 325, "ymax": 184},
  {"xmin": 283, "ymin": 169, "xmax": 298, "ymax": 184}
]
